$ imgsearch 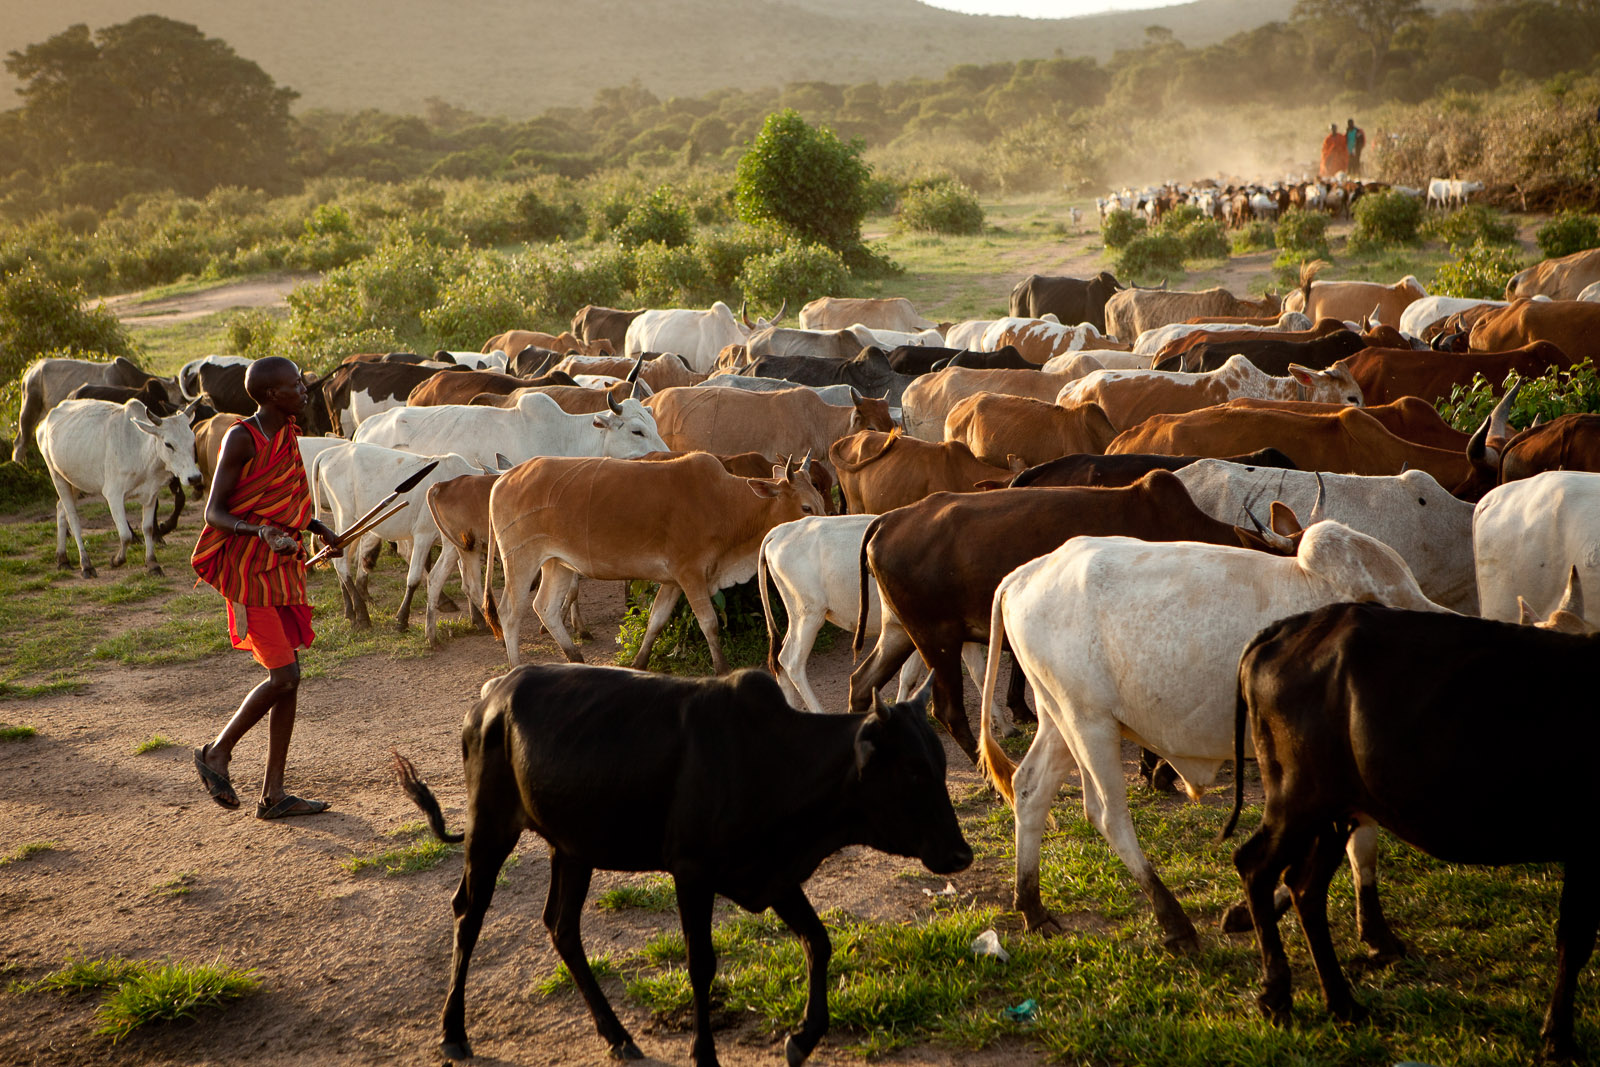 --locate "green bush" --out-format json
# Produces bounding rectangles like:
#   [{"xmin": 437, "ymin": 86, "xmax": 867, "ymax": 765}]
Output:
[
  {"xmin": 894, "ymin": 179, "xmax": 984, "ymax": 235},
  {"xmin": 1178, "ymin": 219, "xmax": 1229, "ymax": 260},
  {"xmin": 633, "ymin": 241, "xmax": 715, "ymax": 305},
  {"xmin": 0, "ymin": 460, "xmax": 55, "ymax": 510},
  {"xmin": 1535, "ymin": 212, "xmax": 1600, "ymax": 259},
  {"xmin": 1436, "ymin": 359, "xmax": 1600, "ymax": 432},
  {"xmin": 735, "ymin": 110, "xmax": 871, "ymax": 250},
  {"xmin": 1230, "ymin": 221, "xmax": 1276, "ymax": 254},
  {"xmin": 1101, "ymin": 209, "xmax": 1146, "ymax": 249},
  {"xmin": 736, "ymin": 241, "xmax": 850, "ymax": 312},
  {"xmin": 1422, "ymin": 204, "xmax": 1517, "ymax": 250},
  {"xmin": 614, "ymin": 187, "xmax": 693, "ymax": 249},
  {"xmin": 1275, "ymin": 208, "xmax": 1332, "ymax": 255},
  {"xmin": 513, "ymin": 188, "xmax": 584, "ymax": 242},
  {"xmin": 1348, "ymin": 191, "xmax": 1423, "ymax": 253},
  {"xmin": 420, "ymin": 256, "xmax": 532, "ymax": 346},
  {"xmin": 1431, "ymin": 238, "xmax": 1528, "ymax": 299},
  {"xmin": 0, "ymin": 268, "xmax": 134, "ymax": 387},
  {"xmin": 695, "ymin": 229, "xmax": 785, "ymax": 292},
  {"xmin": 223, "ymin": 309, "xmax": 279, "ymax": 359},
  {"xmin": 1154, "ymin": 204, "xmax": 1204, "ymax": 235},
  {"xmin": 1115, "ymin": 233, "xmax": 1185, "ymax": 281},
  {"xmin": 287, "ymin": 235, "xmax": 462, "ymax": 352}
]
